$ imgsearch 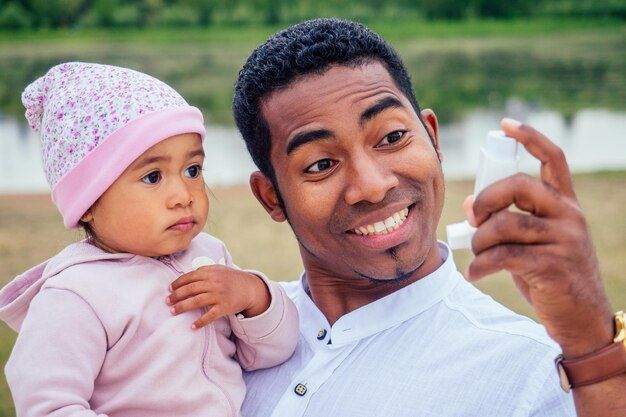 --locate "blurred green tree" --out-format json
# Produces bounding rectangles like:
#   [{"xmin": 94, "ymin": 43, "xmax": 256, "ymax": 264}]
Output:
[
  {"xmin": 140, "ymin": 0, "xmax": 165, "ymax": 26},
  {"xmin": 25, "ymin": 0, "xmax": 84, "ymax": 28},
  {"xmin": 265, "ymin": 0, "xmax": 282, "ymax": 25},
  {"xmin": 417, "ymin": 0, "xmax": 469, "ymax": 19},
  {"xmin": 0, "ymin": 1, "xmax": 34, "ymax": 29},
  {"xmin": 1, "ymin": 0, "xmax": 625, "ymax": 30},
  {"xmin": 180, "ymin": 0, "xmax": 217, "ymax": 25},
  {"xmin": 470, "ymin": 0, "xmax": 534, "ymax": 18},
  {"xmin": 156, "ymin": 3, "xmax": 200, "ymax": 27},
  {"xmin": 79, "ymin": 0, "xmax": 119, "ymax": 27}
]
